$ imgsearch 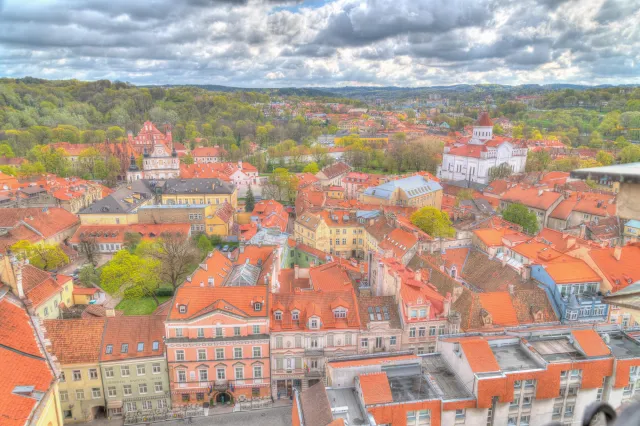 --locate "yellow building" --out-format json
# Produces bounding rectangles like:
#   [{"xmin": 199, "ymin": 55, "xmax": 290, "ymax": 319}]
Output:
[
  {"xmin": 295, "ymin": 210, "xmax": 365, "ymax": 258},
  {"xmin": 78, "ymin": 182, "xmax": 154, "ymax": 225},
  {"xmin": 359, "ymin": 175, "xmax": 443, "ymax": 210},
  {"xmin": 0, "ymin": 256, "xmax": 74, "ymax": 319},
  {"xmin": 157, "ymin": 178, "xmax": 238, "ymax": 209},
  {"xmin": 44, "ymin": 318, "xmax": 108, "ymax": 423},
  {"xmin": 0, "ymin": 293, "xmax": 64, "ymax": 426}
]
